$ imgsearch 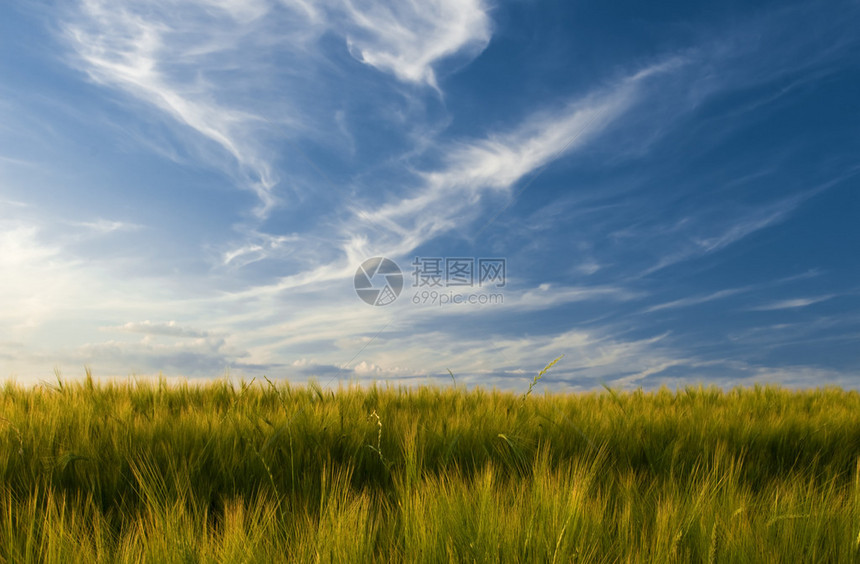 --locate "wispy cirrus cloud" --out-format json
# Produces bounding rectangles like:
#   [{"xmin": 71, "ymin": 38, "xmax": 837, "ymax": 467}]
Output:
[
  {"xmin": 630, "ymin": 192, "xmax": 805, "ymax": 277},
  {"xmin": 62, "ymin": 0, "xmax": 288, "ymax": 216},
  {"xmin": 751, "ymin": 295, "xmax": 836, "ymax": 311},
  {"xmin": 195, "ymin": 57, "xmax": 683, "ymax": 304},
  {"xmin": 59, "ymin": 0, "xmax": 496, "ymax": 220},
  {"xmin": 107, "ymin": 320, "xmax": 214, "ymax": 339},
  {"xmin": 221, "ymin": 232, "xmax": 303, "ymax": 268},
  {"xmin": 69, "ymin": 219, "xmax": 142, "ymax": 234},
  {"xmin": 274, "ymin": 326, "xmax": 692, "ymax": 391},
  {"xmin": 338, "ymin": 0, "xmax": 492, "ymax": 89},
  {"xmin": 643, "ymin": 288, "xmax": 750, "ymax": 314},
  {"xmin": 641, "ymin": 271, "xmax": 822, "ymax": 314},
  {"xmin": 348, "ymin": 59, "xmax": 683, "ymax": 261}
]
